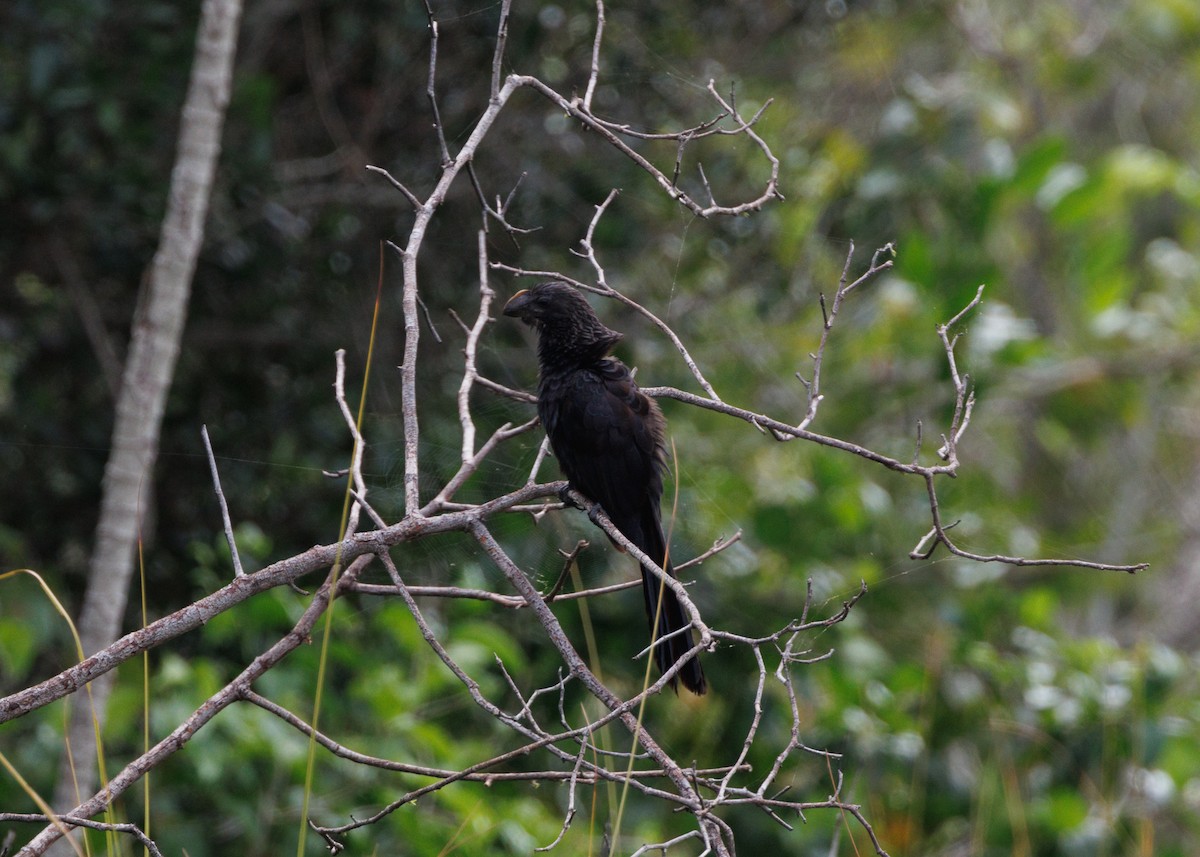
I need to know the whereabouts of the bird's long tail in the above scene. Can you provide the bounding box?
[639,513,707,695]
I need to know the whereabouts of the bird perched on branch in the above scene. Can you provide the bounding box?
[504,281,707,695]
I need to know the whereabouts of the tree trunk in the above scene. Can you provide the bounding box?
[48,0,244,849]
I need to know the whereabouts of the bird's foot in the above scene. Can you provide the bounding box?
[559,485,608,526]
[557,484,582,509]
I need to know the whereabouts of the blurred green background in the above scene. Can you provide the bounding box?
[2,0,1198,854]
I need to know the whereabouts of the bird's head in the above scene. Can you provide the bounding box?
[503,281,590,324]
[503,281,622,364]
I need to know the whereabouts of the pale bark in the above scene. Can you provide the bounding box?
[48,0,244,847]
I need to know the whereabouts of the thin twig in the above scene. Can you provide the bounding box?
[545,539,590,602]
[422,0,451,166]
[200,424,244,577]
[490,0,513,102]
[364,164,421,209]
[456,230,496,462]
[581,0,605,113]
[796,242,895,430]
[332,349,369,536]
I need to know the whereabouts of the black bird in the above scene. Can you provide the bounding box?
[504,281,707,695]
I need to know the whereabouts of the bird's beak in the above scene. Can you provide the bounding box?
[503,289,532,317]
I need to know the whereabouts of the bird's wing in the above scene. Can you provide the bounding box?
[543,358,664,538]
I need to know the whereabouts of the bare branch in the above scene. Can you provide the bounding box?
[475,373,539,404]
[582,0,605,113]
[0,481,564,725]
[910,473,1146,573]
[468,520,733,853]
[544,539,590,602]
[364,164,421,209]
[0,816,163,857]
[458,231,497,462]
[332,349,369,535]
[490,0,513,102]
[344,573,641,608]
[422,0,451,166]
[17,558,370,854]
[509,74,780,219]
[200,424,244,577]
[563,488,711,652]
[493,260,725,401]
[424,418,539,514]
[935,283,984,464]
[676,530,742,572]
[796,242,895,430]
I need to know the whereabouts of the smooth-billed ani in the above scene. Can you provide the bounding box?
[504,281,707,695]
